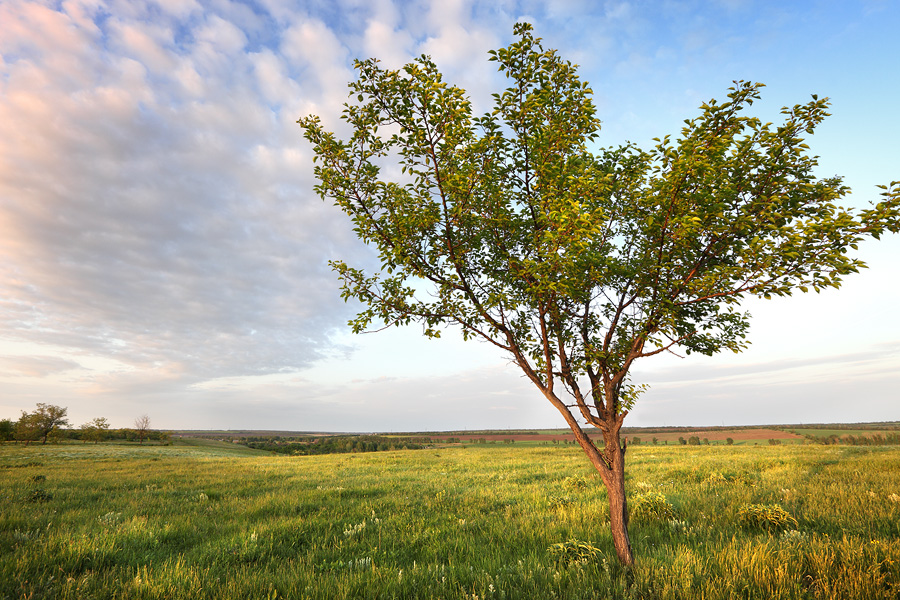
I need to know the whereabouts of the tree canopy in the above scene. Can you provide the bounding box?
[16,403,69,445]
[299,23,900,565]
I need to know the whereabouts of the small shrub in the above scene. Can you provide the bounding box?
[548,539,603,566]
[562,475,590,490]
[768,438,782,446]
[631,491,675,523]
[688,436,700,446]
[631,437,641,445]
[726,437,734,445]
[738,503,798,532]
[548,495,574,509]
[29,474,46,483]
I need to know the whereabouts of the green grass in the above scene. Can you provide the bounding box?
[1,442,899,599]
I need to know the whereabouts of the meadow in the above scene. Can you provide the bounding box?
[1,440,899,599]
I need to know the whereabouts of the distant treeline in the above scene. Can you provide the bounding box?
[0,424,169,445]
[784,423,900,431]
[60,429,170,443]
[237,435,431,456]
[796,432,900,446]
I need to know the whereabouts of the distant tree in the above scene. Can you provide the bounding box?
[679,437,688,446]
[631,437,641,445]
[688,436,701,446]
[300,23,900,566]
[0,418,14,443]
[726,437,735,446]
[16,403,69,445]
[81,417,111,444]
[134,415,151,445]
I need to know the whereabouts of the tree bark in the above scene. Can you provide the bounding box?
[597,439,634,566]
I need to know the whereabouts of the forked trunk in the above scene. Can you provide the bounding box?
[573,424,635,566]
[538,385,635,565]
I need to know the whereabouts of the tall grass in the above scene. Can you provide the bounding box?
[1,442,898,598]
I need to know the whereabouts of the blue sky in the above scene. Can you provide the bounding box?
[1,0,898,431]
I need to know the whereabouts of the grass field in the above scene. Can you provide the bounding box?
[2,441,899,599]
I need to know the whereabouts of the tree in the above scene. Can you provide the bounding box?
[0,418,14,443]
[16,403,69,445]
[134,415,150,445]
[299,23,900,566]
[81,417,111,444]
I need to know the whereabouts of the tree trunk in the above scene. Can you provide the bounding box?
[537,384,635,565]
[598,441,634,566]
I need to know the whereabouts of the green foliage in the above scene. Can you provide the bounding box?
[631,491,676,523]
[15,403,69,445]
[562,475,591,490]
[738,503,799,532]
[548,539,604,567]
[0,418,14,442]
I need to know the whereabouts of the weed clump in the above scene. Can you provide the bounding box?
[631,491,675,523]
[738,503,799,532]
[562,475,590,491]
[548,539,603,567]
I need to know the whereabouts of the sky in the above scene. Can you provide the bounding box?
[1,0,898,432]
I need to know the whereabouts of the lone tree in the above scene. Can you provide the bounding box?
[134,414,151,445]
[299,24,900,565]
[16,403,69,446]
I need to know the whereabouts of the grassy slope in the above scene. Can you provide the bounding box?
[1,442,899,599]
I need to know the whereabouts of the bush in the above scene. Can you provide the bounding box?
[631,491,675,523]
[688,436,701,446]
[562,475,590,491]
[737,503,798,532]
[726,437,734,445]
[548,539,603,567]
